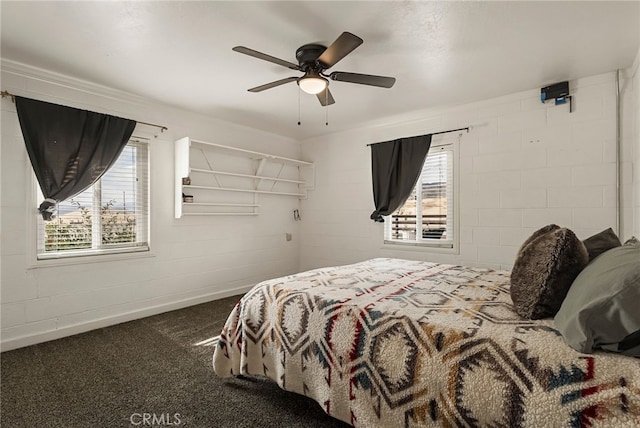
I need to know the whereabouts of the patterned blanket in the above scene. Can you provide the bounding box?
[213,258,640,427]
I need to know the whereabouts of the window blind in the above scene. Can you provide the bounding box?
[37,140,149,259]
[385,144,454,245]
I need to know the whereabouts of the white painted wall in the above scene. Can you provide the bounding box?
[620,61,637,241]
[0,60,304,351]
[300,71,629,272]
[632,48,640,238]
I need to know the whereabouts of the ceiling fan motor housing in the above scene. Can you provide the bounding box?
[296,44,327,71]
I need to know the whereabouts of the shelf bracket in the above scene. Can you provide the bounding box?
[255,158,267,190]
[201,149,223,187]
[270,163,286,192]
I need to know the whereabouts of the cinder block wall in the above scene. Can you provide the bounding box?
[633,51,640,238]
[300,71,632,271]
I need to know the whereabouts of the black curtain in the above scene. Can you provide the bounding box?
[370,134,432,222]
[15,97,136,220]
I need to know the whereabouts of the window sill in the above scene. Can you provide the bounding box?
[29,247,154,269]
[382,239,458,254]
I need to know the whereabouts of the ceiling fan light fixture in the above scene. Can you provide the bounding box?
[298,73,328,95]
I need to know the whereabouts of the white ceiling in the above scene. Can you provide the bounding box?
[2,1,639,141]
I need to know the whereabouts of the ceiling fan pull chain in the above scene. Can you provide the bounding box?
[325,91,329,126]
[298,87,301,126]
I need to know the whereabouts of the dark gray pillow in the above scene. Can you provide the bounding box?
[510,225,589,319]
[554,237,640,356]
[582,227,621,263]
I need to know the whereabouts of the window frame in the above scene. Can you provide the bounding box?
[382,138,459,252]
[29,139,151,265]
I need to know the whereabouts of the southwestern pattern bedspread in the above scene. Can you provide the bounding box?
[213,258,639,427]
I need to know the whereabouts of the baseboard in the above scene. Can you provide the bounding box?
[0,285,254,352]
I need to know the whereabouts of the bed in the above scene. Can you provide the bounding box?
[213,258,640,427]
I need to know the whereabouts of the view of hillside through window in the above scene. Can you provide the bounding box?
[41,144,143,254]
[392,181,448,240]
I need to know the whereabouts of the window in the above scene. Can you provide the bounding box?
[384,143,454,247]
[36,140,149,259]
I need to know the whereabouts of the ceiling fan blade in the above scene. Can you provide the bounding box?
[316,32,363,69]
[329,71,396,88]
[248,77,298,92]
[316,88,335,106]
[233,46,301,70]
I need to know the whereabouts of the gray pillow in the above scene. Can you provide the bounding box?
[510,225,589,319]
[582,227,621,263]
[554,237,640,356]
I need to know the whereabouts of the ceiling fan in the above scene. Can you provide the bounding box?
[232,32,396,106]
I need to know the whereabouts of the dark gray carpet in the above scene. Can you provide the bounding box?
[1,295,351,428]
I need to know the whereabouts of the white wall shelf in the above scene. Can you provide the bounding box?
[189,138,313,167]
[175,137,314,218]
[189,168,307,184]
[183,184,307,197]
